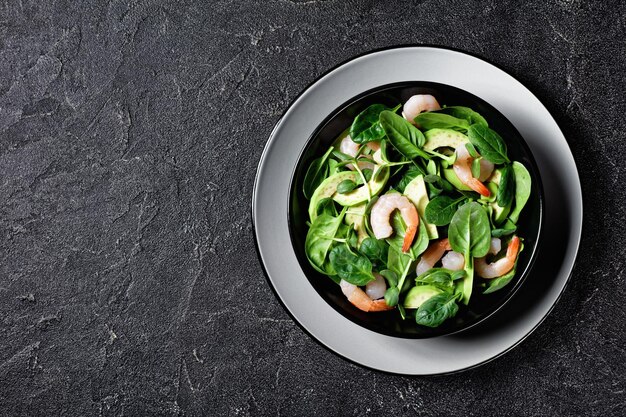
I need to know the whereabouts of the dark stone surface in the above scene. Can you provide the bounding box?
[0,0,624,415]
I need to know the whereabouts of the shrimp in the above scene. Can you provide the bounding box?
[453,145,492,197]
[441,251,465,271]
[402,94,441,124]
[339,134,378,171]
[340,279,394,312]
[415,238,451,275]
[475,236,520,278]
[370,194,419,253]
[365,273,386,300]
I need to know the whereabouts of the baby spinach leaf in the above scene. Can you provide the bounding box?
[437,106,488,127]
[423,174,440,184]
[414,292,459,327]
[305,208,347,275]
[350,104,387,144]
[329,245,375,285]
[496,164,515,208]
[359,237,388,266]
[451,270,466,281]
[384,287,399,307]
[379,269,399,287]
[425,196,466,226]
[467,124,510,164]
[491,228,516,238]
[379,110,430,160]
[314,197,338,218]
[337,179,358,194]
[303,147,333,199]
[413,113,470,131]
[509,161,532,223]
[350,104,401,144]
[362,168,373,182]
[483,242,524,294]
[387,246,412,288]
[448,201,491,258]
[415,268,454,291]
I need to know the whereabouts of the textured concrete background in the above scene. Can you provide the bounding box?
[0,0,624,415]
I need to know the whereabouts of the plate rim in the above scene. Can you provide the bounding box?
[252,44,583,376]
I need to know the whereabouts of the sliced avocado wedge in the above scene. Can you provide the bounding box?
[442,167,472,191]
[403,175,438,239]
[423,129,469,152]
[491,198,513,225]
[509,161,532,224]
[308,171,358,221]
[344,203,368,244]
[333,166,389,207]
[404,285,443,309]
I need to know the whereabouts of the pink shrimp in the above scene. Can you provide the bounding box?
[475,236,521,278]
[340,278,394,312]
[453,145,492,197]
[370,194,419,253]
[415,238,451,275]
[402,94,441,124]
[339,134,378,171]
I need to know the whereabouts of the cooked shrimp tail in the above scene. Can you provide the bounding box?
[453,145,491,197]
[475,236,521,278]
[340,279,394,312]
[415,238,452,275]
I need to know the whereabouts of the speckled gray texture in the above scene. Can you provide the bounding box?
[0,0,623,415]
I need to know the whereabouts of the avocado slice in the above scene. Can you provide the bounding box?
[333,166,389,207]
[344,203,368,244]
[403,175,438,239]
[423,128,469,152]
[308,171,357,221]
[491,198,513,225]
[442,168,472,191]
[404,285,443,309]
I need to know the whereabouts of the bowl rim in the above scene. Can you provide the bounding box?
[286,80,545,339]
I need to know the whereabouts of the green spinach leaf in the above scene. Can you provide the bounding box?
[448,202,492,258]
[509,161,532,223]
[415,268,454,292]
[303,147,333,199]
[337,179,358,194]
[467,124,510,164]
[350,104,387,144]
[359,237,388,266]
[379,110,430,160]
[379,269,399,287]
[329,245,375,285]
[413,112,470,131]
[414,293,459,327]
[496,164,515,208]
[304,208,347,275]
[384,287,400,307]
[437,106,488,126]
[425,196,466,226]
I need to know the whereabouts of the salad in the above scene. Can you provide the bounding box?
[302,94,532,328]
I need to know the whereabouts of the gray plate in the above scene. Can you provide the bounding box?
[253,46,582,375]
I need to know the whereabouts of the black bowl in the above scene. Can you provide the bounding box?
[288,81,543,338]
